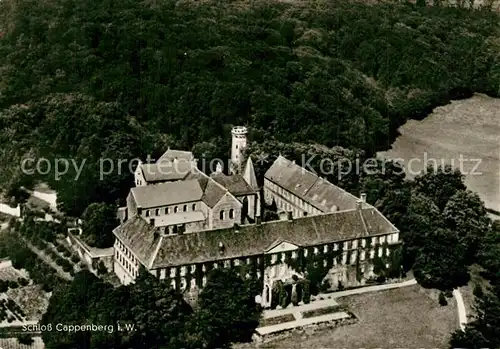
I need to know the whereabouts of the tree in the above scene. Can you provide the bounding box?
[413,227,469,290]
[81,203,119,248]
[442,190,490,262]
[413,165,466,211]
[198,269,261,348]
[450,285,500,349]
[400,193,441,270]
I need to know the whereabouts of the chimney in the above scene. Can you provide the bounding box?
[356,200,363,211]
[360,193,367,203]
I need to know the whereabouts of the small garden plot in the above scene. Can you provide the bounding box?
[302,305,342,319]
[6,286,49,321]
[260,314,296,327]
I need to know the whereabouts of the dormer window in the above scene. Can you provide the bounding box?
[165,207,169,214]
[155,209,160,216]
[192,203,196,211]
[145,210,150,217]
[220,210,225,220]
[174,206,178,213]
[183,205,187,212]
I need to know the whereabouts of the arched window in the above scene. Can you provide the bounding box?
[229,209,234,219]
[174,206,178,213]
[155,209,159,216]
[220,210,224,220]
[192,203,196,211]
[183,205,187,212]
[165,207,169,214]
[145,210,150,217]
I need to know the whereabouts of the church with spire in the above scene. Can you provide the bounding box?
[112,126,401,309]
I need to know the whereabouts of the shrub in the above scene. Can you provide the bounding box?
[17,334,34,345]
[63,250,72,258]
[18,278,29,287]
[71,255,80,264]
[302,280,311,304]
[62,263,73,273]
[0,280,8,293]
[439,292,448,306]
[8,280,19,289]
[473,284,484,298]
[56,244,65,253]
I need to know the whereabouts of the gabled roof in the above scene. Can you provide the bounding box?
[158,149,194,162]
[201,179,230,208]
[114,207,399,269]
[210,173,256,196]
[131,180,204,208]
[243,157,259,190]
[265,156,361,211]
[141,160,194,183]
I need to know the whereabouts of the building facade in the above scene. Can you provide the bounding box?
[112,127,401,307]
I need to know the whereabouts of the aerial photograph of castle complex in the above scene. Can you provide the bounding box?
[0,0,499,348]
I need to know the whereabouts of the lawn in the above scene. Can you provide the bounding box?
[260,314,296,327]
[245,285,459,348]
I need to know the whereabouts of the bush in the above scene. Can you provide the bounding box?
[17,334,34,345]
[8,280,19,289]
[0,280,8,293]
[473,284,484,298]
[62,263,73,273]
[439,292,448,306]
[302,281,311,304]
[18,278,29,287]
[71,255,80,264]
[56,244,65,253]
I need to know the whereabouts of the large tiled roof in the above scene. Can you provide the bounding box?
[131,180,204,208]
[265,156,361,211]
[158,149,194,162]
[211,173,256,196]
[140,160,194,182]
[114,206,399,269]
[201,179,229,208]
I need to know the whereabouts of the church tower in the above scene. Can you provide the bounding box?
[230,126,248,175]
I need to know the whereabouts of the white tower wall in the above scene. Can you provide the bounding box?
[230,126,248,175]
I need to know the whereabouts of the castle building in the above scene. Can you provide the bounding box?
[264,155,362,218]
[112,127,401,306]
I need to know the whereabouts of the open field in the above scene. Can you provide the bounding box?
[378,94,500,213]
[245,285,458,348]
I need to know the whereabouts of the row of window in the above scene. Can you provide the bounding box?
[154,257,260,279]
[144,203,198,217]
[116,248,139,277]
[265,183,320,216]
[219,209,235,220]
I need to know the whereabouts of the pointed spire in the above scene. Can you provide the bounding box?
[243,157,258,190]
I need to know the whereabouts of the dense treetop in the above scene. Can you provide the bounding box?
[0,0,500,214]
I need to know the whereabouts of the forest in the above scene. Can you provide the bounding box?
[1,0,500,347]
[0,0,500,215]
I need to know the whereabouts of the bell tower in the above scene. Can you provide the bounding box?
[230,126,248,175]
